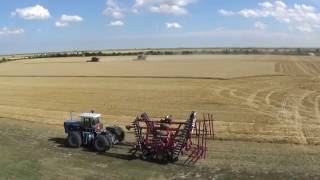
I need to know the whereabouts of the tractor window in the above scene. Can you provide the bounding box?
[80,117,85,126]
[88,119,90,127]
[92,118,100,126]
[81,117,100,128]
[81,117,92,128]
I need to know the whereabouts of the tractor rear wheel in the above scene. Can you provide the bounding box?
[94,135,111,152]
[67,131,82,148]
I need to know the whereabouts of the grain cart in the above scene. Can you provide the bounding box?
[64,112,124,152]
[126,111,214,165]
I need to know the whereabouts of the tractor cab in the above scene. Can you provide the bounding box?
[80,113,102,130]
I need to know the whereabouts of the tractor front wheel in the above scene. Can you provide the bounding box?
[67,131,82,148]
[94,135,111,152]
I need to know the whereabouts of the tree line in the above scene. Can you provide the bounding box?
[26,48,320,59]
[1,48,319,62]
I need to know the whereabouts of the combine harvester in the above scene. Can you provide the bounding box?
[64,111,214,165]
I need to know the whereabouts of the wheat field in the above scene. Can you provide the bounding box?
[1,55,320,144]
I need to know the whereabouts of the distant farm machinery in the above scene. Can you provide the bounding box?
[63,111,214,165]
[133,52,147,61]
[87,56,100,62]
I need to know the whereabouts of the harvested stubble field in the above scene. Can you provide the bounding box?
[1,55,320,144]
[1,54,320,179]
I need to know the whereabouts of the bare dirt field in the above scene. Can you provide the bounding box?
[1,54,320,179]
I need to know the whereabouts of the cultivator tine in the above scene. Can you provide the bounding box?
[193,113,214,140]
[132,119,143,151]
[172,117,191,159]
[184,137,206,165]
[173,112,196,160]
[183,113,214,165]
[211,114,214,140]
[184,112,213,165]
[198,117,201,145]
[184,148,201,165]
[203,117,208,159]
[194,121,198,136]
[201,119,205,158]
[208,114,212,139]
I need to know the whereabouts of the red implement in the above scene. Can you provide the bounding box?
[126,111,214,164]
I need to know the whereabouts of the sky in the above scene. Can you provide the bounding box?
[0,0,320,54]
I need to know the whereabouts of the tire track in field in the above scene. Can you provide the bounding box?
[293,91,314,144]
[239,87,286,117]
[275,62,281,73]
[276,94,304,143]
[298,91,320,121]
[213,56,320,144]
[295,60,314,76]
[265,90,275,105]
[215,84,305,144]
[246,89,261,108]
[304,60,320,77]
[296,91,320,144]
[212,78,320,144]
[280,57,320,77]
[277,96,290,123]
[219,84,317,144]
[216,84,316,119]
[277,90,319,144]
[216,85,283,117]
[315,95,320,120]
[212,55,320,144]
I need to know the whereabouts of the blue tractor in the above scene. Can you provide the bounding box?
[64,112,125,152]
